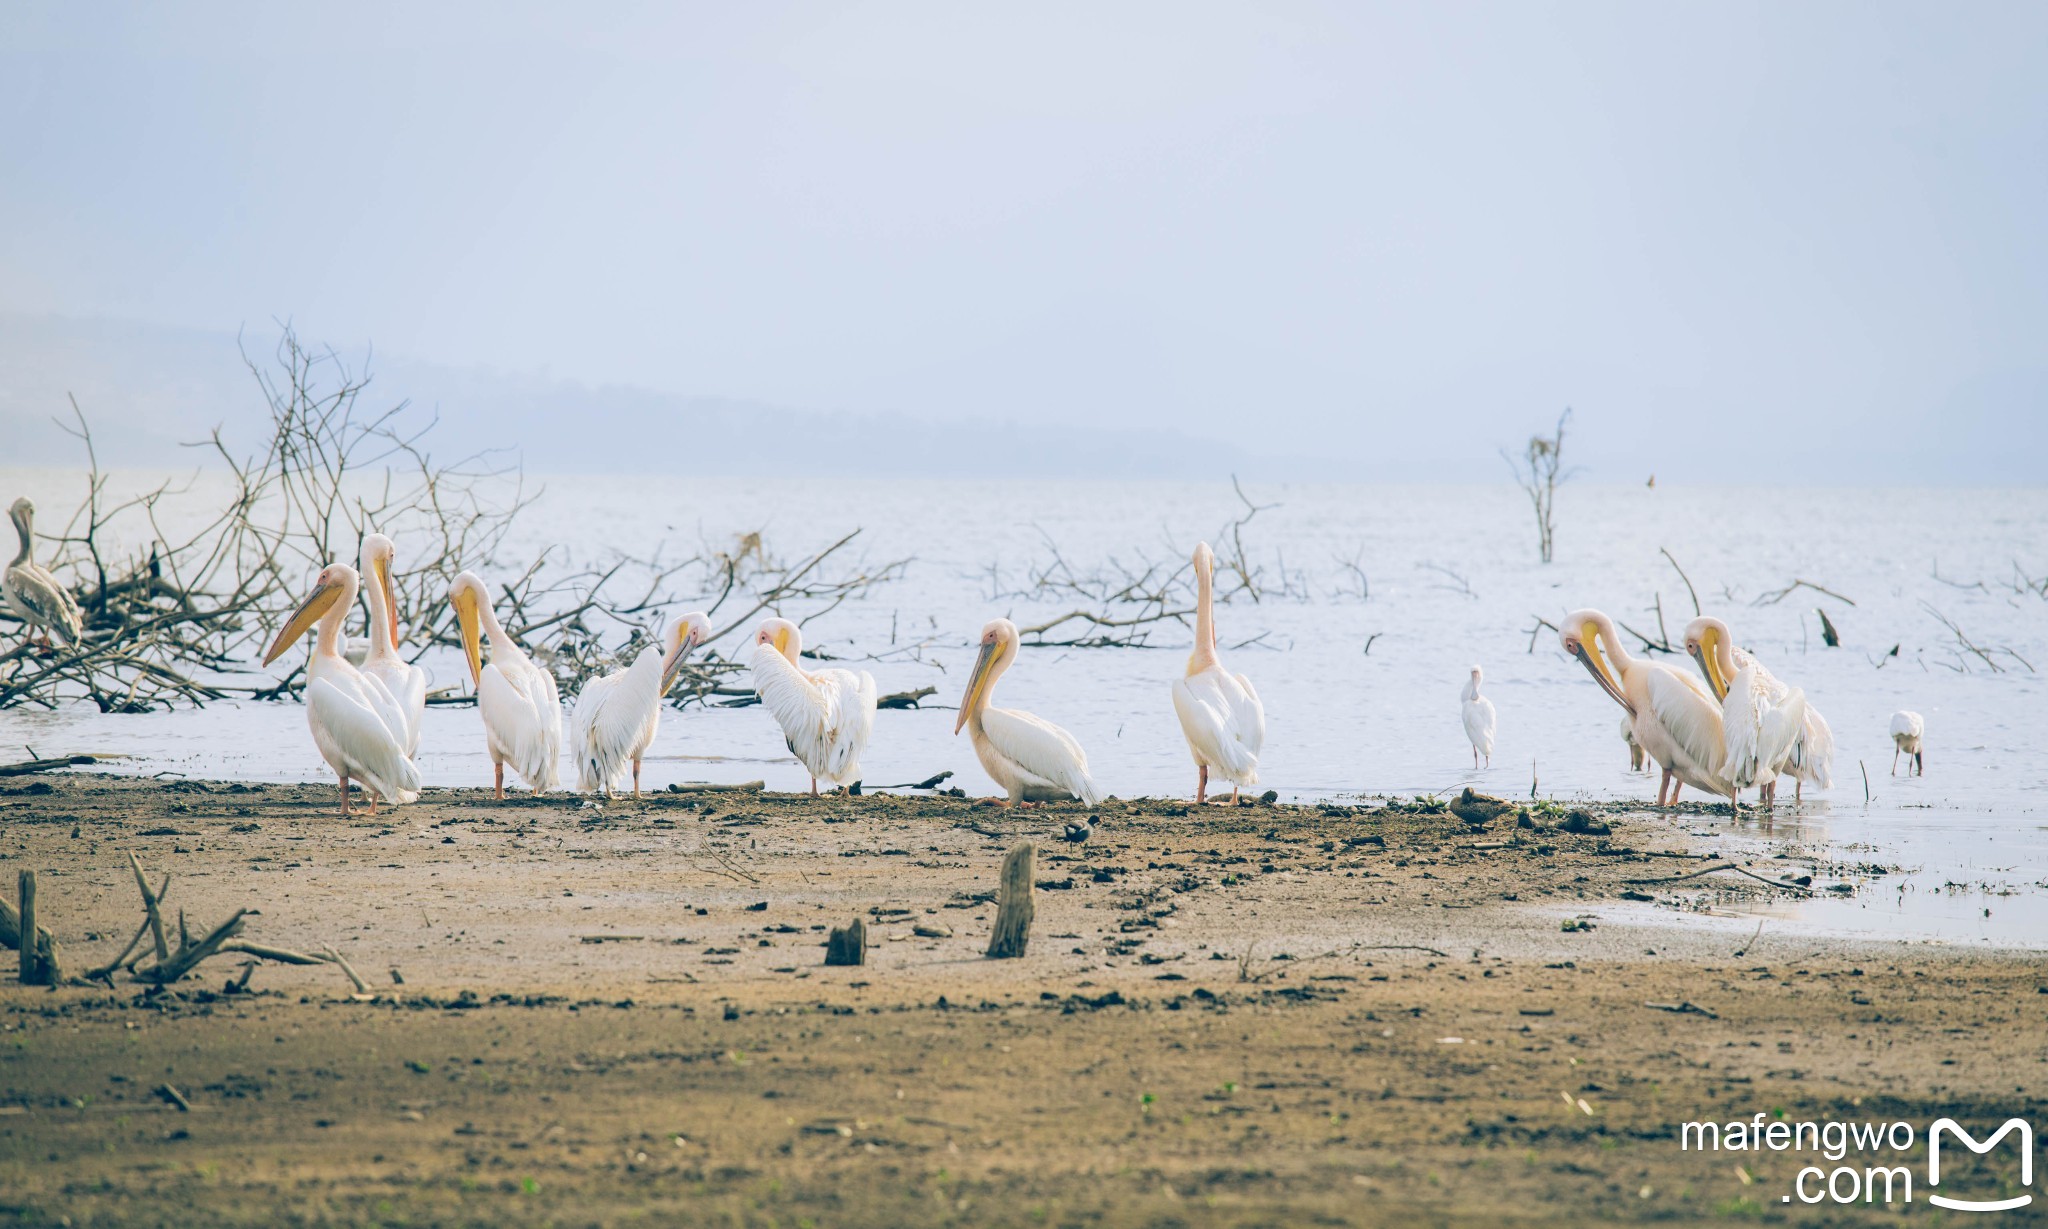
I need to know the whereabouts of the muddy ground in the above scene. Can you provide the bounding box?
[0,773,2039,1226]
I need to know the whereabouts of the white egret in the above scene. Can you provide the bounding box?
[1460,665,1496,770]
[1890,711,1924,775]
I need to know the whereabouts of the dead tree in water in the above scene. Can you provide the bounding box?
[985,842,1036,959]
[1502,408,1573,564]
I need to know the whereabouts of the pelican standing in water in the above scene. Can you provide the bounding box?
[357,534,426,756]
[1890,711,1925,775]
[750,617,877,796]
[1560,609,1732,808]
[5,498,84,649]
[1459,665,1496,770]
[1684,616,1831,804]
[573,612,709,798]
[449,571,562,797]
[956,617,1102,806]
[262,564,421,815]
[1171,542,1265,803]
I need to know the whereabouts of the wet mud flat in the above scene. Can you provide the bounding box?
[0,774,2039,1226]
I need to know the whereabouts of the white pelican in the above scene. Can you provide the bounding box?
[261,564,422,815]
[1621,715,1645,772]
[1560,608,1732,808]
[750,616,877,796]
[1684,616,1833,804]
[956,617,1102,806]
[573,611,710,798]
[1890,711,1924,775]
[1459,665,1495,770]
[449,571,562,797]
[1170,541,1265,803]
[5,498,84,649]
[358,534,426,756]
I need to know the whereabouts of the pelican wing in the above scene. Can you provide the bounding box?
[307,672,421,803]
[482,660,563,790]
[5,564,84,645]
[1792,704,1834,788]
[1172,667,1262,784]
[364,656,427,757]
[815,668,878,786]
[1644,664,1728,789]
[571,650,662,792]
[979,706,1102,805]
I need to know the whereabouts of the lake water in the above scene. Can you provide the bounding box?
[5,470,2044,945]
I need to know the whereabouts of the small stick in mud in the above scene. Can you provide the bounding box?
[985,842,1036,959]
[17,872,38,985]
[824,919,866,966]
[323,944,370,995]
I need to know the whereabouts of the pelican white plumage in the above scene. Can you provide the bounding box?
[5,498,84,649]
[449,571,562,798]
[1890,711,1924,775]
[956,617,1102,806]
[1685,616,1835,803]
[750,617,877,796]
[1171,542,1265,803]
[573,612,710,798]
[1460,665,1496,770]
[1561,608,1733,808]
[357,534,426,757]
[261,563,421,814]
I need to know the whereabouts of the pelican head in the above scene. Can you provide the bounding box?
[956,618,1020,734]
[7,498,30,534]
[755,617,801,663]
[1470,664,1483,683]
[1681,616,1734,700]
[662,610,713,692]
[448,570,490,686]
[360,533,400,647]
[264,563,357,666]
[1192,540,1215,576]
[1559,608,1632,715]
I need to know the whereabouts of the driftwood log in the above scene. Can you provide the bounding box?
[985,842,1036,959]
[0,755,96,778]
[824,918,866,967]
[876,686,937,710]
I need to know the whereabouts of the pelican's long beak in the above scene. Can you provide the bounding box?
[452,588,484,686]
[955,640,999,735]
[262,578,344,666]
[1690,628,1729,700]
[772,625,795,662]
[660,627,698,694]
[1574,622,1633,715]
[375,555,400,648]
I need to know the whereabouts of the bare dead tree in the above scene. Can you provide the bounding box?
[1501,408,1572,564]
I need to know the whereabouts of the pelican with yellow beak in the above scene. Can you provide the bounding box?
[1684,616,1830,804]
[358,534,426,756]
[448,570,562,797]
[956,618,1102,806]
[1171,542,1265,803]
[749,617,877,796]
[1560,608,1732,807]
[573,612,710,798]
[262,563,422,814]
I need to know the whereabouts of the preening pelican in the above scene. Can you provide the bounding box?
[1621,715,1645,772]
[573,612,709,798]
[956,618,1102,806]
[449,571,562,797]
[750,617,877,796]
[358,534,426,756]
[1890,711,1924,775]
[1460,665,1496,770]
[5,498,84,649]
[1684,617,1833,803]
[1171,542,1265,802]
[1560,609,1732,807]
[261,564,421,814]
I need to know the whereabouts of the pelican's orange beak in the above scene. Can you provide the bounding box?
[955,639,1000,734]
[451,586,485,687]
[375,554,400,648]
[1573,619,1633,715]
[263,576,344,666]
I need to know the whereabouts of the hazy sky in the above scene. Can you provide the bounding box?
[2,2,2043,481]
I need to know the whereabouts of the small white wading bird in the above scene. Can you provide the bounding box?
[1171,542,1265,803]
[1460,665,1496,770]
[1890,711,1925,775]
[1561,608,1732,808]
[571,612,709,798]
[262,563,421,815]
[357,534,426,756]
[956,617,1102,807]
[1622,715,1645,772]
[750,617,877,796]
[448,571,562,798]
[1684,617,1832,804]
[5,498,84,650]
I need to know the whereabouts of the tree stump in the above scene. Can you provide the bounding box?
[14,871,60,986]
[985,842,1036,959]
[824,918,866,967]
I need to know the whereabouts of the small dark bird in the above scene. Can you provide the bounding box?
[1061,818,1094,843]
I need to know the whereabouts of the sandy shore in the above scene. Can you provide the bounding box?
[0,773,2037,1225]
